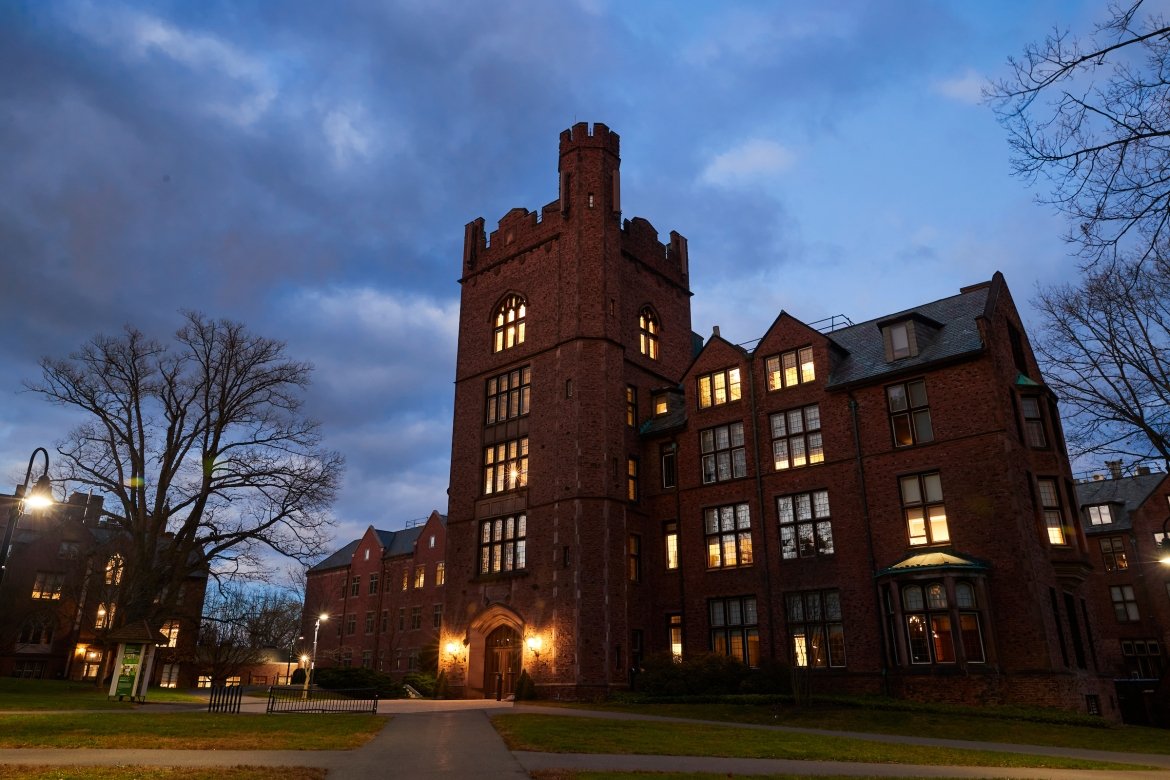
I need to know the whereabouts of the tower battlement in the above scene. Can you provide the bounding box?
[559,122,620,156]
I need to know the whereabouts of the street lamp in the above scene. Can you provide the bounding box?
[0,447,54,587]
[303,613,328,694]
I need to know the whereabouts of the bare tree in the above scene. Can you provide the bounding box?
[989,2,1170,265]
[194,585,301,684]
[1034,253,1170,462]
[27,312,344,627]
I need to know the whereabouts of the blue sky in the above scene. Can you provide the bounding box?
[0,0,1105,557]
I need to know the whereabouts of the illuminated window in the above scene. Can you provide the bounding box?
[492,294,526,353]
[653,394,668,416]
[901,472,948,546]
[786,590,845,668]
[1021,396,1048,448]
[627,458,639,501]
[82,648,104,679]
[104,554,123,585]
[709,596,759,667]
[161,620,180,648]
[701,422,746,483]
[486,366,531,425]
[901,582,984,664]
[668,614,683,660]
[95,603,116,630]
[1099,537,1128,572]
[887,380,933,447]
[770,405,823,469]
[703,503,752,569]
[478,514,527,574]
[697,368,741,409]
[626,385,638,427]
[1037,478,1068,545]
[778,490,835,559]
[765,347,815,390]
[484,437,528,495]
[31,572,64,600]
[639,308,659,359]
[414,564,425,589]
[664,521,678,570]
[401,569,408,591]
[436,561,445,586]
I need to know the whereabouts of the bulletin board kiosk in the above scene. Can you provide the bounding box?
[106,621,167,703]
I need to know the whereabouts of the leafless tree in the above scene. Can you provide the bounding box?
[27,312,343,627]
[1034,253,1170,463]
[989,2,1170,265]
[193,584,303,684]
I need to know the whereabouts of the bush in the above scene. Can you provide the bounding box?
[290,668,306,685]
[314,667,405,698]
[635,653,792,697]
[513,669,537,700]
[404,672,436,697]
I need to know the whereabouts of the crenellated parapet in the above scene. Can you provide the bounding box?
[621,217,689,284]
[559,121,620,156]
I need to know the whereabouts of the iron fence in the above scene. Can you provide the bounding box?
[207,685,243,714]
[266,685,379,714]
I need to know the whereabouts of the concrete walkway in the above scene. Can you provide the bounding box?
[1,699,1168,778]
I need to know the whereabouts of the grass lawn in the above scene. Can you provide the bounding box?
[530,774,978,780]
[0,712,385,750]
[493,714,1150,771]
[545,700,1170,755]
[0,767,325,780]
[0,678,203,710]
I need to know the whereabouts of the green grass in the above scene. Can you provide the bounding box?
[0,679,203,710]
[0,767,325,780]
[543,698,1170,755]
[493,714,1149,771]
[0,712,384,750]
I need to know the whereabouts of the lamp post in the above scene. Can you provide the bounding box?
[302,613,328,694]
[0,447,54,588]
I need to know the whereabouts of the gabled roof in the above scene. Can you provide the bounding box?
[309,539,361,572]
[383,526,424,557]
[311,513,448,572]
[1075,471,1168,532]
[826,285,990,388]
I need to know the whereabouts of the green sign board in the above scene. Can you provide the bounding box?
[115,643,142,698]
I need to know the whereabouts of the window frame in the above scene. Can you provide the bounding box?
[765,347,815,391]
[900,472,949,546]
[483,436,529,495]
[777,489,835,559]
[887,379,934,447]
[701,421,747,484]
[639,308,660,359]
[1020,396,1048,448]
[697,367,742,409]
[485,366,531,425]
[1099,537,1129,572]
[1037,477,1069,545]
[709,596,759,667]
[703,503,753,569]
[1110,584,1140,622]
[770,404,823,470]
[786,589,846,668]
[664,521,678,571]
[492,294,527,353]
[478,514,527,575]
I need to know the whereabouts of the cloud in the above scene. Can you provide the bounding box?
[699,139,795,187]
[933,68,985,106]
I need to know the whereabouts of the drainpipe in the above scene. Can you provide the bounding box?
[849,393,890,695]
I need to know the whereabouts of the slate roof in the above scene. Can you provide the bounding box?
[310,514,447,572]
[310,539,360,572]
[875,550,989,578]
[826,285,990,388]
[1074,471,1168,533]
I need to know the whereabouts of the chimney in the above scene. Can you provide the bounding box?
[712,325,720,339]
[1105,460,1123,480]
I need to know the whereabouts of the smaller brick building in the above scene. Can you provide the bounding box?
[304,511,446,676]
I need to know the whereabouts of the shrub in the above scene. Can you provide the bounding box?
[314,667,405,698]
[635,653,791,697]
[290,668,306,685]
[404,672,436,697]
[513,669,537,700]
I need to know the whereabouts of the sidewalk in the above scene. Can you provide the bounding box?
[0,700,1168,779]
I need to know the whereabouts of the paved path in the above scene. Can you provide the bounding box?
[1,699,1169,778]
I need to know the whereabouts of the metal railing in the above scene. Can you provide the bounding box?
[208,685,243,714]
[266,685,379,714]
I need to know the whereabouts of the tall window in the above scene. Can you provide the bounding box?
[365,611,375,634]
[411,606,422,630]
[479,514,527,574]
[626,386,638,427]
[900,472,949,546]
[17,618,54,646]
[161,620,180,648]
[703,503,753,568]
[885,321,914,360]
[701,422,746,483]
[1037,478,1068,545]
[95,603,116,629]
[697,368,741,409]
[661,444,676,489]
[887,380,933,447]
[31,572,64,600]
[1021,397,1048,448]
[493,294,526,353]
[627,535,641,582]
[786,590,846,668]
[627,457,639,501]
[668,614,683,660]
[765,347,815,391]
[486,366,531,425]
[433,604,443,629]
[1121,640,1162,678]
[664,522,678,570]
[770,405,823,470]
[1086,505,1113,525]
[436,562,445,586]
[709,596,759,666]
[351,576,360,596]
[484,437,528,494]
[902,582,984,664]
[346,614,356,635]
[414,564,425,589]
[369,573,379,594]
[639,308,659,359]
[105,554,124,585]
[1111,585,1140,621]
[778,490,835,559]
[1099,537,1129,572]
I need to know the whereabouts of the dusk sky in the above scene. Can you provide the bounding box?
[0,0,1106,559]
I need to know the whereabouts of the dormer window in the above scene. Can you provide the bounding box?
[653,394,668,416]
[887,322,913,360]
[1086,504,1113,525]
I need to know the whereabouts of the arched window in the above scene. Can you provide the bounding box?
[639,307,659,359]
[493,295,527,353]
[105,554,123,585]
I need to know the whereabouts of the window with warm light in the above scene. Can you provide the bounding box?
[1099,537,1129,571]
[436,561,445,586]
[639,308,659,359]
[31,572,64,600]
[900,581,984,664]
[161,620,180,648]
[104,554,123,585]
[486,366,531,425]
[94,603,115,630]
[414,564,425,589]
[765,347,815,391]
[478,513,527,574]
[626,385,638,428]
[771,405,823,469]
[697,367,741,408]
[664,521,678,570]
[493,294,526,353]
[1037,478,1068,545]
[627,457,639,501]
[484,437,528,495]
[703,503,753,568]
[786,590,846,668]
[901,472,948,546]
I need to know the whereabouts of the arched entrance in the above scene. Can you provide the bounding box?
[483,625,521,699]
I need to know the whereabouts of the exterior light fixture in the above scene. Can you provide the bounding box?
[303,613,328,695]
[1,447,54,587]
[525,635,543,658]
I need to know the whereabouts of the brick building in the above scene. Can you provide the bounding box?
[304,511,446,676]
[0,489,205,686]
[1075,466,1170,723]
[438,122,1115,715]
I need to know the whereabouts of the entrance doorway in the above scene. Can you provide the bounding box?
[483,625,521,699]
